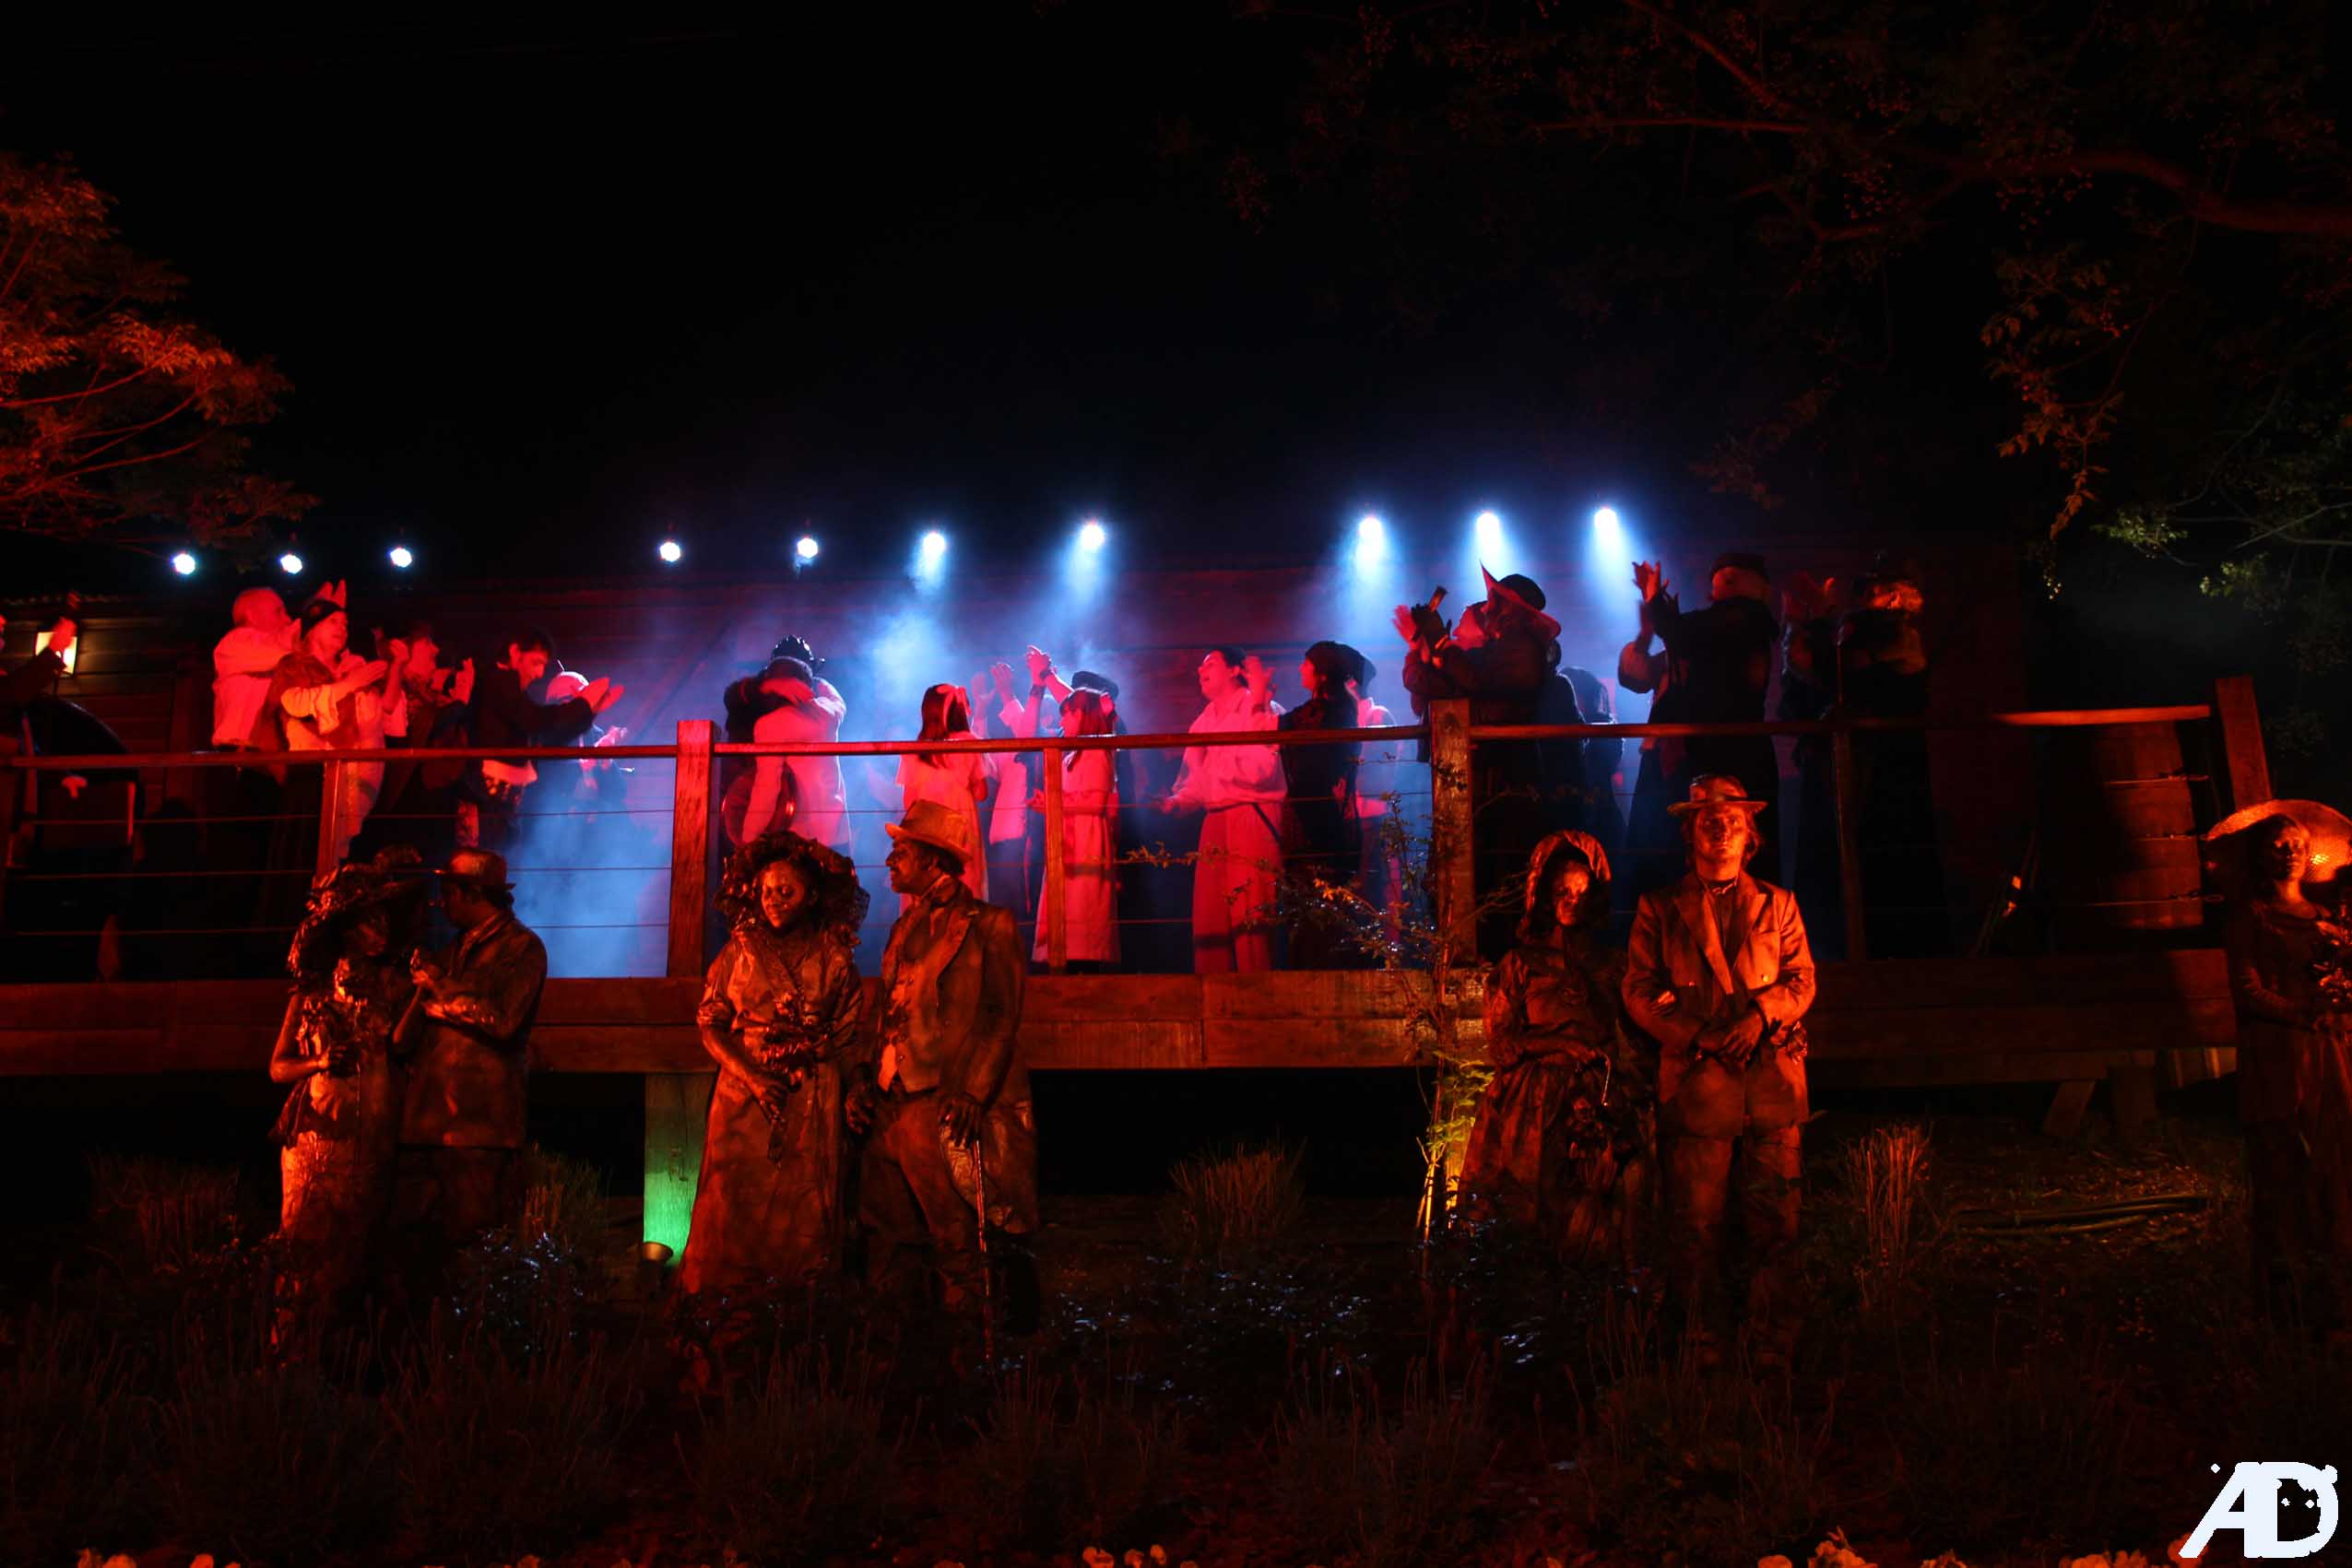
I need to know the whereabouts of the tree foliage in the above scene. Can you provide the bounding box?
[1210,0,2352,740]
[0,155,311,548]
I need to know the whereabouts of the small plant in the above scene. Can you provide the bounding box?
[951,1362,1185,1553]
[0,1310,145,1566]
[1839,1124,1940,1318]
[148,1330,394,1567]
[687,1339,899,1566]
[1272,1356,1493,1568]
[514,1143,609,1262]
[389,1315,642,1562]
[1160,1141,1306,1263]
[86,1152,242,1277]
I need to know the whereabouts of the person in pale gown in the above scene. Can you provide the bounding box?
[1034,687,1121,970]
[895,682,995,909]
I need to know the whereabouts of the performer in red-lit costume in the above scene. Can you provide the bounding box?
[1163,646,1284,973]
[1625,776,1814,1365]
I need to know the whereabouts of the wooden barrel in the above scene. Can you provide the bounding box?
[2043,722,2205,948]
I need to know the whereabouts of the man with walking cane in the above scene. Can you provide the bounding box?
[851,798,1039,1345]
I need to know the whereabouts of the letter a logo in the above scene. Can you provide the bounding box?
[2183,1462,2339,1559]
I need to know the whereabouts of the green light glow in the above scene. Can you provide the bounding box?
[643,1073,713,1263]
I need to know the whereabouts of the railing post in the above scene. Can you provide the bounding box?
[666,720,715,980]
[1429,698,1477,961]
[1831,728,1869,961]
[2211,675,2271,814]
[0,737,19,929]
[1043,743,1069,973]
[314,760,347,878]
[649,718,717,1267]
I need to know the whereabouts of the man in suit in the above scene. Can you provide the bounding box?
[1624,775,1816,1365]
[853,797,1036,1320]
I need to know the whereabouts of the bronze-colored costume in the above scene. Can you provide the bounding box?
[1460,832,1650,1264]
[1625,792,1814,1352]
[269,855,424,1318]
[679,833,868,1294]
[861,831,1034,1314]
[394,890,548,1246]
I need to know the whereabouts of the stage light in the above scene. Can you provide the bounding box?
[795,535,821,562]
[920,529,949,560]
[1354,514,1388,573]
[1078,519,1108,552]
[657,538,683,564]
[170,551,197,576]
[278,551,304,576]
[388,545,414,570]
[1475,510,1504,553]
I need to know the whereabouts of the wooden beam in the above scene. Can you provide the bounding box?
[2042,1079,2098,1139]
[642,1071,712,1262]
[1832,729,1868,961]
[1428,699,1476,961]
[667,720,715,980]
[2211,675,2271,813]
[314,759,346,878]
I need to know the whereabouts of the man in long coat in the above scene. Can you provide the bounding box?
[393,848,550,1259]
[1624,776,1815,1363]
[854,798,1037,1318]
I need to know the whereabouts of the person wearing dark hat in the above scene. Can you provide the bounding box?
[1624,775,1816,1366]
[680,831,869,1296]
[266,849,429,1325]
[389,847,550,1265]
[1780,555,1942,956]
[1622,552,1780,897]
[1278,641,1365,966]
[1394,566,1563,957]
[463,628,621,854]
[854,798,1037,1321]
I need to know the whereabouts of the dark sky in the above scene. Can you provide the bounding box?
[3,12,1705,589]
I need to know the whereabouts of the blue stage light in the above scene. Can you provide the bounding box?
[657,539,683,564]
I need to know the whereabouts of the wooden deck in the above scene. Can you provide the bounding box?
[0,949,2234,1085]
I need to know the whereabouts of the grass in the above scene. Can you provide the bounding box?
[950,1360,1186,1553]
[1271,1355,1494,1568]
[1160,1141,1306,1263]
[85,1152,242,1277]
[686,1339,899,1566]
[1840,1123,1941,1320]
[0,1309,145,1566]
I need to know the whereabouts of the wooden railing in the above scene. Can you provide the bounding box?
[1,678,2272,975]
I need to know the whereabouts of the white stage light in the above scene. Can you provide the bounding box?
[388,545,414,570]
[796,536,821,562]
[1078,520,1108,552]
[1474,510,1504,552]
[657,539,683,564]
[278,551,304,576]
[1354,514,1388,572]
[1592,506,1623,552]
[170,551,197,576]
[919,530,948,563]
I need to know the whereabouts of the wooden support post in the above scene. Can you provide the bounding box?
[313,760,346,878]
[2110,1059,2158,1145]
[667,719,715,981]
[2042,1079,2097,1140]
[1429,699,1477,961]
[642,1070,711,1263]
[2211,675,2271,814]
[1831,728,1869,962]
[1043,743,1068,973]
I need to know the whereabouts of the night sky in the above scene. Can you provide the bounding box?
[3,12,1721,587]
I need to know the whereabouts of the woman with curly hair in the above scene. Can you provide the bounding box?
[267,848,428,1321]
[680,831,870,1293]
[1460,831,1651,1265]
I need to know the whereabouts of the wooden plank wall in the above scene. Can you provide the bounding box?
[0,950,2234,1084]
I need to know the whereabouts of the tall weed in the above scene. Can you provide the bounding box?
[950,1361,1185,1552]
[687,1340,899,1566]
[0,1310,146,1565]
[1161,1142,1306,1263]
[1272,1356,1493,1568]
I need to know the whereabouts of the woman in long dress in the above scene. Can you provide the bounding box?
[1034,687,1120,969]
[894,682,994,908]
[268,849,426,1325]
[252,597,396,866]
[678,831,869,1295]
[2211,801,2352,1315]
[1460,830,1651,1264]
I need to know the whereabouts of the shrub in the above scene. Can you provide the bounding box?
[951,1362,1185,1553]
[687,1340,899,1566]
[514,1144,609,1262]
[0,1310,145,1565]
[1574,1300,1827,1562]
[148,1333,394,1567]
[86,1153,242,1278]
[389,1315,642,1562]
[1272,1357,1493,1568]
[1160,1142,1306,1263]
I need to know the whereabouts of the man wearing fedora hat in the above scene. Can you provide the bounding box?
[389,847,550,1267]
[1625,774,1817,1365]
[855,798,1037,1321]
